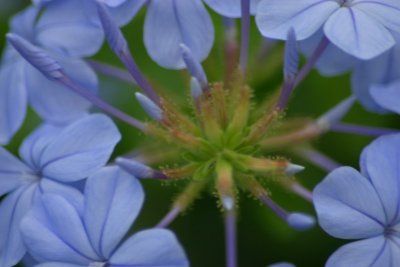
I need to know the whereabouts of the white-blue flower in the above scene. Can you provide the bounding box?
[21,166,189,267]
[256,0,400,60]
[314,134,400,266]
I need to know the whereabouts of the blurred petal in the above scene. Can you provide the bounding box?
[38,114,121,182]
[19,124,61,170]
[98,0,126,8]
[256,0,339,40]
[37,264,85,267]
[84,167,144,258]
[314,167,386,239]
[26,56,97,124]
[144,0,214,69]
[324,8,395,60]
[370,80,400,114]
[0,147,36,196]
[106,0,146,26]
[361,134,400,223]
[110,229,189,267]
[9,6,39,41]
[21,194,98,264]
[203,0,261,18]
[300,30,358,76]
[351,32,400,113]
[0,61,28,145]
[36,0,103,57]
[353,0,400,31]
[0,184,38,267]
[326,236,391,267]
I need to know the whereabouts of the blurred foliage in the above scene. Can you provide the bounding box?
[1,2,399,267]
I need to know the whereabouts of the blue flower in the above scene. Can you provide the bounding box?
[256,0,400,60]
[0,5,99,145]
[314,134,400,266]
[0,114,120,267]
[21,166,189,267]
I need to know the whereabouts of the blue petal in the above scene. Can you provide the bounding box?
[9,6,39,41]
[21,194,98,264]
[326,236,391,267]
[370,80,400,114]
[313,167,386,239]
[0,61,28,145]
[19,124,61,170]
[256,0,339,40]
[36,0,104,57]
[0,147,36,197]
[351,33,400,112]
[37,114,121,182]
[144,0,214,69]
[84,167,144,258]
[99,0,146,26]
[300,30,358,76]
[324,7,395,60]
[39,179,85,216]
[203,0,261,18]
[97,0,126,8]
[37,264,85,267]
[361,134,400,223]
[110,229,189,267]
[0,184,38,267]
[353,0,400,32]
[26,56,98,124]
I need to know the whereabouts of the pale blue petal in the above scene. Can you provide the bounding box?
[110,229,189,267]
[361,134,400,223]
[314,167,386,239]
[300,30,358,76]
[86,0,146,27]
[36,0,104,57]
[9,6,38,41]
[97,0,126,8]
[256,0,339,40]
[326,236,390,267]
[39,179,85,216]
[100,0,146,26]
[351,32,400,112]
[26,56,97,124]
[19,124,61,170]
[370,80,400,114]
[353,0,400,32]
[37,263,85,267]
[324,8,395,60]
[21,194,98,264]
[84,167,144,258]
[204,0,261,18]
[0,61,27,145]
[0,184,38,267]
[38,114,121,182]
[0,147,36,196]
[144,0,214,69]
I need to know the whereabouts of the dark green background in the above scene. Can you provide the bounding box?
[1,2,398,267]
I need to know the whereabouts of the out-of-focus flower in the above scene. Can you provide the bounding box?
[0,6,98,144]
